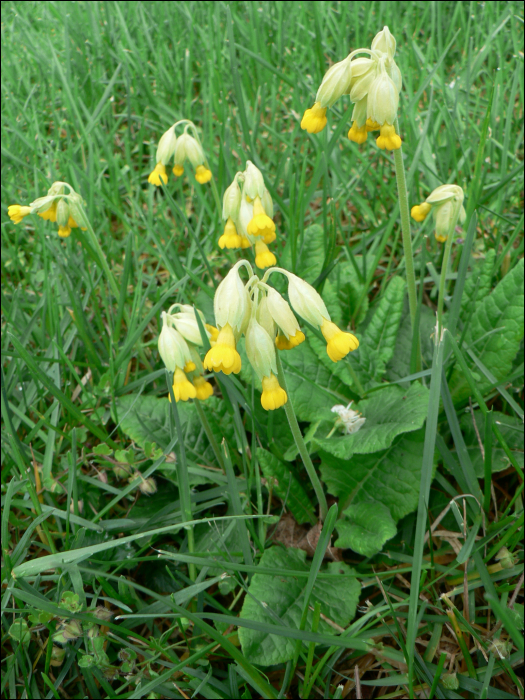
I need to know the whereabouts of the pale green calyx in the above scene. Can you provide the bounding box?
[245,317,277,381]
[243,161,265,200]
[426,184,464,205]
[214,263,249,333]
[371,25,396,59]
[265,287,301,339]
[316,57,353,108]
[256,296,276,339]
[156,127,177,165]
[286,273,329,328]
[367,63,399,125]
[158,313,192,370]
[171,312,209,346]
[222,179,242,221]
[56,198,70,227]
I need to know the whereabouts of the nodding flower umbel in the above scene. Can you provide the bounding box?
[8,181,88,238]
[158,305,216,402]
[219,161,277,269]
[301,26,403,150]
[202,260,359,410]
[148,120,212,187]
[411,184,466,242]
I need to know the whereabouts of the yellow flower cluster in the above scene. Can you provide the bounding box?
[301,26,403,150]
[411,185,466,242]
[202,261,359,411]
[219,161,277,269]
[8,182,88,239]
[158,304,217,402]
[148,121,212,187]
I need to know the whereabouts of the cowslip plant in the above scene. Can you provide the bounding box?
[8,181,88,238]
[411,184,466,243]
[301,26,402,150]
[158,304,217,402]
[202,260,359,409]
[220,160,278,268]
[148,119,212,186]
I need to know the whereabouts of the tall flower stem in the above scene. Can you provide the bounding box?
[392,120,420,368]
[275,353,328,521]
[437,201,462,332]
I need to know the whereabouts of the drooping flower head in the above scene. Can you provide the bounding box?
[219,161,278,269]
[148,120,212,187]
[8,181,88,239]
[158,305,215,402]
[300,26,403,150]
[411,184,466,242]
[202,262,359,410]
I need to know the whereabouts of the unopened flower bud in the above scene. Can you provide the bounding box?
[371,26,396,58]
[156,128,177,165]
[214,264,249,334]
[316,58,352,108]
[243,161,265,200]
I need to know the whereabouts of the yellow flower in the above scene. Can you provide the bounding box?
[195,165,212,184]
[193,376,214,400]
[205,324,220,344]
[184,361,197,373]
[173,164,184,177]
[300,102,327,134]
[38,201,58,222]
[348,122,368,144]
[58,225,72,238]
[247,196,276,241]
[411,202,432,223]
[219,218,242,249]
[148,163,168,186]
[375,124,402,150]
[240,236,251,249]
[275,331,305,350]
[366,118,380,131]
[203,323,242,375]
[170,367,197,402]
[321,319,359,362]
[255,240,276,269]
[261,373,287,410]
[8,205,32,224]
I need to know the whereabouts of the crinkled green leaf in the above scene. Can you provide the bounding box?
[280,340,354,422]
[451,259,524,403]
[280,224,326,283]
[334,502,397,557]
[114,394,233,471]
[238,547,360,666]
[357,276,406,382]
[320,429,430,521]
[257,448,315,524]
[325,259,370,327]
[386,304,436,385]
[459,249,496,324]
[460,411,524,476]
[313,383,429,460]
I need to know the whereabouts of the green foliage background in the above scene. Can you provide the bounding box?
[1,1,523,698]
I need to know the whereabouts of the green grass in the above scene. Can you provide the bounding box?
[1,2,523,698]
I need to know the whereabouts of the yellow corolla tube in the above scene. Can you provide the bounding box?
[203,323,242,375]
[261,373,287,411]
[321,319,359,362]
